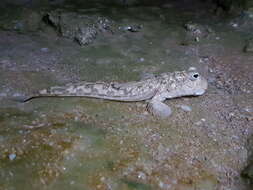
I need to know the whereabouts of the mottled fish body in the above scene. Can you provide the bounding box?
[35,78,160,101]
[20,68,208,118]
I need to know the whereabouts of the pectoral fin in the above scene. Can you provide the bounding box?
[147,100,172,118]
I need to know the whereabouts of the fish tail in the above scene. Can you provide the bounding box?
[9,85,73,103]
[10,95,35,102]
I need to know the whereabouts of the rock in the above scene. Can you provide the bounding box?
[40,47,49,52]
[139,57,145,62]
[184,23,202,33]
[75,27,97,45]
[183,22,214,44]
[119,24,142,32]
[8,153,16,161]
[44,10,114,46]
[230,22,239,28]
[177,104,192,112]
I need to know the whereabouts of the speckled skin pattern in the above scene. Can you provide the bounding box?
[30,68,208,117]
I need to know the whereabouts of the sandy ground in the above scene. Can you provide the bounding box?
[0,1,252,190]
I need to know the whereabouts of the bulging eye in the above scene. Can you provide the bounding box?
[190,72,199,80]
[193,73,199,78]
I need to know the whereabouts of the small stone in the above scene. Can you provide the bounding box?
[13,21,24,31]
[244,107,252,113]
[123,25,141,32]
[137,172,146,180]
[231,23,238,28]
[159,181,165,188]
[9,153,16,161]
[178,105,192,112]
[70,181,75,185]
[184,23,198,32]
[195,120,203,126]
[41,48,49,52]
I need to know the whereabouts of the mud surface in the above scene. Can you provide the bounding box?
[0,1,252,190]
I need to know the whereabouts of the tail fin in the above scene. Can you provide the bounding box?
[8,85,69,103]
[10,95,35,103]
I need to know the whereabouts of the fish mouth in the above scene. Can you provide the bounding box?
[194,89,206,96]
[194,78,208,96]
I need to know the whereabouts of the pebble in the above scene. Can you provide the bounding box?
[244,107,252,113]
[14,22,24,30]
[177,104,192,112]
[139,57,145,62]
[231,23,238,28]
[195,118,206,126]
[70,180,75,185]
[100,176,105,182]
[137,171,146,180]
[40,48,49,52]
[9,153,16,161]
[159,181,171,189]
